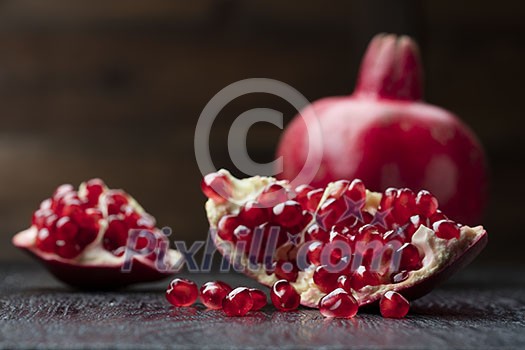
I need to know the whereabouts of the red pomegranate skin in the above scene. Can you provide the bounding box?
[276,34,488,225]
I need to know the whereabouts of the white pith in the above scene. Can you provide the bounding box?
[205,169,485,307]
[14,181,182,268]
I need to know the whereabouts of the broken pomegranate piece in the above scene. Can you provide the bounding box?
[203,170,487,309]
[13,179,182,289]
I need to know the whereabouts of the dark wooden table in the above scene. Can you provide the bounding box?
[0,263,524,349]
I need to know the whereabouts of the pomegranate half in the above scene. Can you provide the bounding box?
[13,179,182,289]
[276,33,488,225]
[203,170,487,308]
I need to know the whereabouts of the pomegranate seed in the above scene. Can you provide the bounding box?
[274,260,299,282]
[239,201,269,226]
[350,266,382,290]
[217,215,239,241]
[306,224,329,242]
[346,179,366,202]
[201,172,232,204]
[199,281,233,309]
[103,217,129,252]
[272,200,303,228]
[53,184,74,200]
[379,188,397,211]
[305,188,324,211]
[313,265,339,293]
[32,208,54,228]
[416,190,438,217]
[55,240,82,259]
[223,287,254,317]
[392,188,416,224]
[249,288,267,311]
[40,199,52,210]
[35,228,55,253]
[270,280,300,311]
[316,198,346,230]
[55,217,79,241]
[391,270,409,283]
[337,275,353,293]
[106,191,129,215]
[379,291,410,318]
[319,288,358,318]
[433,220,460,240]
[166,278,198,307]
[233,225,252,250]
[429,210,448,224]
[76,227,98,247]
[397,243,422,271]
[307,241,324,265]
[257,184,289,207]
[85,178,105,207]
[294,184,314,207]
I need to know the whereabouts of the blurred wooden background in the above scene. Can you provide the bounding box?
[0,1,523,264]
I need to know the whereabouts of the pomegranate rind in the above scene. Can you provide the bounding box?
[13,228,182,289]
[205,170,488,308]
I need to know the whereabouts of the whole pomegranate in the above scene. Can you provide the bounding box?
[276,34,488,225]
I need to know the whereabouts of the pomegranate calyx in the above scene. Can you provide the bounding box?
[354,33,423,101]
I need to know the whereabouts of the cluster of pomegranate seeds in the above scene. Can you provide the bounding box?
[32,179,160,259]
[202,172,470,319]
[166,278,199,307]
[167,279,268,317]
[379,291,410,318]
[270,280,300,311]
[166,278,412,319]
[318,288,359,318]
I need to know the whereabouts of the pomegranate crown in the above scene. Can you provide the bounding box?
[354,33,423,101]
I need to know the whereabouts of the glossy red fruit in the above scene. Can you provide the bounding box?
[416,190,439,218]
[272,200,303,228]
[201,172,232,204]
[433,220,461,240]
[274,260,299,282]
[313,265,340,293]
[379,291,410,318]
[319,288,359,318]
[249,288,267,311]
[223,287,254,317]
[199,281,233,310]
[276,33,488,225]
[271,280,300,311]
[13,179,182,289]
[166,278,199,307]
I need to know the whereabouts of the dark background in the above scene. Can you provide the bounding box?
[0,1,523,266]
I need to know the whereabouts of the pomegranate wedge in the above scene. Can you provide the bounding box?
[203,170,487,308]
[13,179,182,289]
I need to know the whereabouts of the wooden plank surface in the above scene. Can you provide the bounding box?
[0,264,524,349]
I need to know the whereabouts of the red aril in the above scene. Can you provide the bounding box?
[200,281,233,309]
[203,170,487,310]
[223,287,254,317]
[271,280,300,311]
[249,288,267,311]
[319,288,359,318]
[276,33,487,225]
[166,278,199,307]
[379,291,410,318]
[13,179,182,289]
